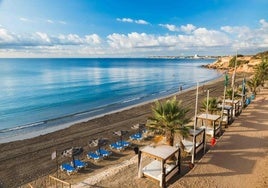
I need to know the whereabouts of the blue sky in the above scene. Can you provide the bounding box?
[0,0,267,57]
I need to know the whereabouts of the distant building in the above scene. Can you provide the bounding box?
[194,54,199,59]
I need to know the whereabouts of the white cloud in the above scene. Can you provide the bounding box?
[85,34,101,44]
[159,24,179,32]
[116,18,149,25]
[220,19,268,51]
[46,19,54,24]
[192,28,230,46]
[180,24,196,34]
[66,34,83,44]
[0,26,102,49]
[116,18,133,23]
[0,27,15,42]
[135,20,149,25]
[36,32,51,43]
[260,19,268,28]
[1,19,268,57]
[220,26,234,33]
[107,29,230,50]
[107,32,160,49]
[220,26,250,34]
[59,20,67,25]
[19,17,31,22]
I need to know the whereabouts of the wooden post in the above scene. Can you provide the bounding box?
[213,121,216,138]
[178,148,181,174]
[56,151,59,178]
[203,129,206,154]
[192,82,199,164]
[160,160,166,188]
[138,150,143,178]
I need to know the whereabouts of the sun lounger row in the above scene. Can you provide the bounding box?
[60,159,87,175]
[130,132,143,141]
[87,148,112,161]
[110,140,131,151]
[60,132,141,175]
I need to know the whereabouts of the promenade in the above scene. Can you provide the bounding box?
[170,88,268,188]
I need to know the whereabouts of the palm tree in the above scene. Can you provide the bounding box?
[200,97,218,114]
[247,76,261,95]
[146,97,190,146]
[254,57,268,86]
[225,88,239,99]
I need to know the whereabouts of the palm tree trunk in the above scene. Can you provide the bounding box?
[165,131,174,146]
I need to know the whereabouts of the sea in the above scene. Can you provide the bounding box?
[0,58,222,143]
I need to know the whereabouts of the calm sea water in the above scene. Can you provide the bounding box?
[0,58,221,142]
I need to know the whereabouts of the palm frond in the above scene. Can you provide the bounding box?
[146,96,190,142]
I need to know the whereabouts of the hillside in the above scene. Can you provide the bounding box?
[205,51,268,73]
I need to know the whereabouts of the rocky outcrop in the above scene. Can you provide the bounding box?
[204,51,267,73]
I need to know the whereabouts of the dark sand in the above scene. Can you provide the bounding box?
[0,74,244,188]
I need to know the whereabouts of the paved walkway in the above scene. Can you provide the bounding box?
[170,89,268,188]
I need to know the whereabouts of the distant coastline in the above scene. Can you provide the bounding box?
[148,55,218,59]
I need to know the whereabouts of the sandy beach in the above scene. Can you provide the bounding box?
[0,73,260,188]
[1,0,267,187]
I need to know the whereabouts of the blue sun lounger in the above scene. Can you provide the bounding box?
[110,140,131,151]
[96,148,112,157]
[72,159,87,169]
[87,152,103,161]
[110,143,124,150]
[60,163,77,175]
[130,132,143,141]
[118,140,131,147]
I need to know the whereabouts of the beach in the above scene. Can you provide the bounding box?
[0,73,256,188]
[1,0,267,187]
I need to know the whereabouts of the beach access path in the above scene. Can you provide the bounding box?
[170,88,268,188]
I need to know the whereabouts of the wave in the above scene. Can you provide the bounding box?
[0,102,122,134]
[0,121,45,133]
[73,108,103,117]
[0,95,149,135]
[120,97,142,104]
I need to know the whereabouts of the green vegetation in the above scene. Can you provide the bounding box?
[229,56,236,67]
[247,55,268,95]
[146,97,190,146]
[247,76,261,95]
[226,88,239,99]
[200,97,219,114]
[253,51,268,59]
[228,56,249,67]
[254,57,268,86]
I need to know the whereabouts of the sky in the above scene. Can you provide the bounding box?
[0,0,267,57]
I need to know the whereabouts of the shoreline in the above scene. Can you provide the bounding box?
[0,75,221,144]
[0,73,238,187]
